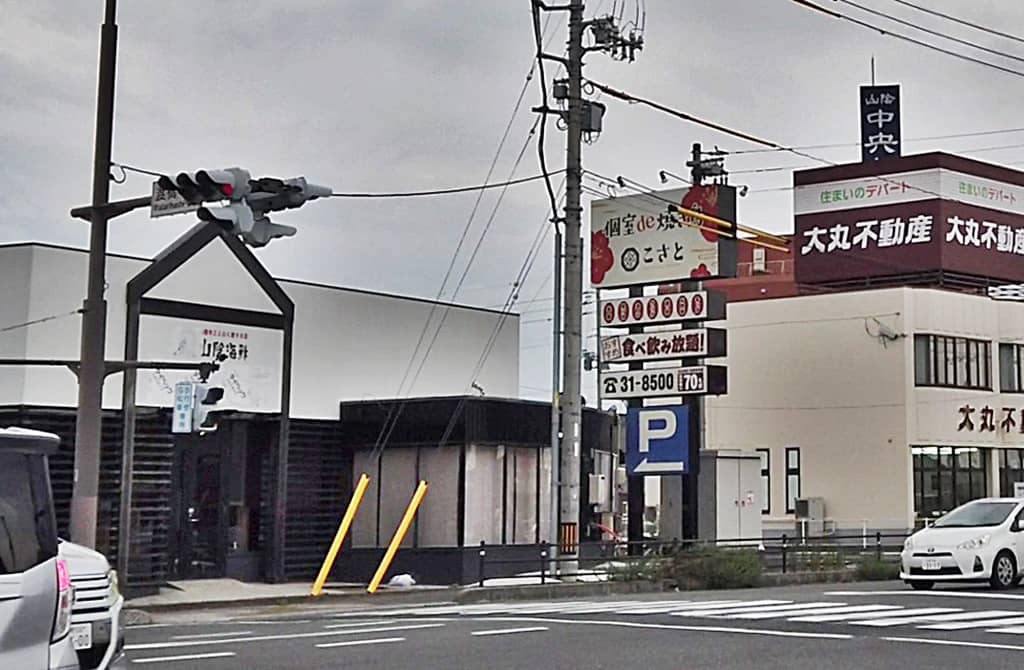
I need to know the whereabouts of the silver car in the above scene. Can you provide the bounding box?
[59,540,126,670]
[0,427,79,670]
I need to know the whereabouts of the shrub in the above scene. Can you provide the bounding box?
[854,557,900,581]
[661,547,763,589]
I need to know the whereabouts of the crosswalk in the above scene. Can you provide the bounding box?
[332,598,1024,637]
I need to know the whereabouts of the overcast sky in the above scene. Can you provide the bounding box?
[3,0,1024,404]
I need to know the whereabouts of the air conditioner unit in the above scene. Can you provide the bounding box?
[794,497,825,538]
[752,247,767,273]
[589,473,609,512]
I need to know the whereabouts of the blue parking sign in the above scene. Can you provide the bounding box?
[626,405,689,476]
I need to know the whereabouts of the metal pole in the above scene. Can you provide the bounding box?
[116,298,140,580]
[557,0,585,582]
[549,224,562,573]
[70,0,118,549]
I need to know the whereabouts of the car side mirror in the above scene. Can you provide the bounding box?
[1015,519,1024,533]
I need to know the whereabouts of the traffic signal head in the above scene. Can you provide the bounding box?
[191,382,225,433]
[198,202,255,235]
[166,167,252,204]
[245,176,332,214]
[242,216,297,248]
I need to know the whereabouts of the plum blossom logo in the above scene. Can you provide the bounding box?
[591,231,614,284]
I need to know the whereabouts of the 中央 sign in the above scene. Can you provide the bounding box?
[860,84,901,162]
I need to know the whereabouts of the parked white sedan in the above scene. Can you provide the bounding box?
[901,498,1024,590]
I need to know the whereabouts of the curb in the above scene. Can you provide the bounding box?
[454,580,669,604]
[126,587,457,615]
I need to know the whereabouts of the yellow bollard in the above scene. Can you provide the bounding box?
[366,480,429,594]
[310,473,371,597]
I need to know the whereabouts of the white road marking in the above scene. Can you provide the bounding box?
[922,616,1024,631]
[613,600,696,614]
[523,601,640,615]
[987,625,1024,634]
[790,607,960,623]
[126,623,445,650]
[853,610,1023,627]
[884,636,1024,652]
[668,600,789,616]
[316,637,406,649]
[471,626,550,636]
[131,651,236,664]
[322,620,400,629]
[481,616,854,641]
[728,605,904,621]
[687,602,845,618]
[827,590,1024,601]
[170,631,254,640]
[228,619,313,625]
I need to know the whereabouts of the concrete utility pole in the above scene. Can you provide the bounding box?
[558,0,586,578]
[70,0,118,549]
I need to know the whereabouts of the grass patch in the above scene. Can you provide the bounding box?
[854,556,900,581]
[661,547,763,589]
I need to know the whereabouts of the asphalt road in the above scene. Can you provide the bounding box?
[124,581,1024,669]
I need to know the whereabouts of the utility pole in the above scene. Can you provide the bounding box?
[558,0,585,579]
[70,0,118,549]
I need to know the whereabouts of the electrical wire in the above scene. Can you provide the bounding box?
[0,309,83,333]
[883,0,1024,46]
[532,0,563,223]
[834,0,1024,66]
[583,78,1016,213]
[788,0,1024,79]
[726,126,1024,155]
[329,173,560,198]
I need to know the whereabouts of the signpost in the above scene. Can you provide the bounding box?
[601,365,727,399]
[626,406,690,475]
[150,181,199,218]
[171,381,195,434]
[599,290,725,327]
[601,327,726,363]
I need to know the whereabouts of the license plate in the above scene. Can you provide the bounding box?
[71,623,92,651]
[923,559,942,571]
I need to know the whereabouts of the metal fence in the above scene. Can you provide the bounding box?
[472,532,910,587]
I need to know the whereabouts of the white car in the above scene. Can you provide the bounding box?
[901,497,1024,590]
[58,541,126,670]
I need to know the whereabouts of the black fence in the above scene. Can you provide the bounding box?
[473,533,911,586]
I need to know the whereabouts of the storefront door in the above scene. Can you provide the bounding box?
[171,438,224,579]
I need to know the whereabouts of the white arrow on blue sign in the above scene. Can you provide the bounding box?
[625,405,689,476]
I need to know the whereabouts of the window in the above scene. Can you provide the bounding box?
[0,452,58,574]
[785,447,801,514]
[1000,343,1024,393]
[999,449,1024,497]
[914,334,991,390]
[913,447,989,519]
[756,449,770,515]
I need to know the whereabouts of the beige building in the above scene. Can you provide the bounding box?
[705,286,1024,535]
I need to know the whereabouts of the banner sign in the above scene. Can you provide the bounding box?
[590,185,737,288]
[601,365,727,399]
[598,290,725,328]
[601,327,726,363]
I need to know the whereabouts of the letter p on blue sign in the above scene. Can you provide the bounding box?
[626,405,689,476]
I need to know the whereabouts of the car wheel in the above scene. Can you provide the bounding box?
[990,551,1017,590]
[908,580,933,591]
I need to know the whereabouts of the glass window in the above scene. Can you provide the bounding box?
[0,452,58,574]
[1000,449,1024,497]
[756,449,770,515]
[933,500,1017,528]
[915,334,992,390]
[1001,343,1024,393]
[785,447,800,514]
[913,446,989,519]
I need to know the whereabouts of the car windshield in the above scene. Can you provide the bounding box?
[932,501,1019,528]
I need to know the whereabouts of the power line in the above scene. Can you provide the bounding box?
[0,309,83,333]
[788,0,1024,79]
[726,126,1024,155]
[330,172,560,198]
[532,0,563,223]
[884,0,1024,46]
[834,0,1024,66]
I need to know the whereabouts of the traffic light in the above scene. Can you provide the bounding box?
[191,382,225,433]
[158,167,251,205]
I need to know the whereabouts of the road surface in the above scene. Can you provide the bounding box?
[124,581,1024,669]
